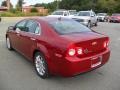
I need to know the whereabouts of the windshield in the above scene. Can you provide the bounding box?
[112,14,120,16]
[97,13,106,16]
[52,11,63,15]
[78,12,90,16]
[69,11,77,15]
[49,20,91,35]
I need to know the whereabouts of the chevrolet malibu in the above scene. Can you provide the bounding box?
[6,17,110,79]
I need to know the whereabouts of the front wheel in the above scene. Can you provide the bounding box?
[87,22,91,28]
[34,52,49,79]
[95,22,98,26]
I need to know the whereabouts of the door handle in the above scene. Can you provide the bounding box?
[30,38,36,41]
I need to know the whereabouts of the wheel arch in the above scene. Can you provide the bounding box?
[32,46,50,63]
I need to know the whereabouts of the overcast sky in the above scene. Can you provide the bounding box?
[0,0,55,7]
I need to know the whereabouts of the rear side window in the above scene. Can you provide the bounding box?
[26,20,41,34]
[49,20,91,35]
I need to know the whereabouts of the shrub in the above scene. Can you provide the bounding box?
[31,8,38,13]
[0,12,16,17]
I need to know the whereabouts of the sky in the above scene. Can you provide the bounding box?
[0,0,55,7]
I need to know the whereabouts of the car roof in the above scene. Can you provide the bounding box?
[39,17,72,23]
[25,17,73,24]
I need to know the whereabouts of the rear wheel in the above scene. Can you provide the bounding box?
[34,52,49,79]
[6,37,13,50]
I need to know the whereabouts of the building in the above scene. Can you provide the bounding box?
[22,6,48,15]
[0,0,10,12]
[0,6,8,12]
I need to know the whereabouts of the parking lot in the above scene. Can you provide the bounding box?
[0,18,120,90]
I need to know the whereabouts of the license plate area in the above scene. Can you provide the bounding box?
[91,56,102,68]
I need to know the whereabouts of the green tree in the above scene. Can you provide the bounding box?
[1,0,13,8]
[16,0,24,11]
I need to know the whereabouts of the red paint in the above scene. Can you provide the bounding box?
[109,14,120,23]
[6,17,110,77]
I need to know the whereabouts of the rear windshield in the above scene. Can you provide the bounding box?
[52,11,63,15]
[49,20,91,35]
[78,12,90,16]
[97,13,107,16]
[69,11,77,15]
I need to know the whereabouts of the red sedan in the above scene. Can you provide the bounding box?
[109,14,120,23]
[6,17,110,78]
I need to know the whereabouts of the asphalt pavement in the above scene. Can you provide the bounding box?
[0,18,120,90]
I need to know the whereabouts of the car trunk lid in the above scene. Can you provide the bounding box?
[61,32,109,58]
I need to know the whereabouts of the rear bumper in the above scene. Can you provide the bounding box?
[110,19,120,23]
[56,49,110,77]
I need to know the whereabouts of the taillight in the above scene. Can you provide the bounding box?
[67,45,83,57]
[103,40,109,48]
[77,48,83,55]
[68,48,76,56]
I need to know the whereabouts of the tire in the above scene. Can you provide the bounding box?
[34,52,49,79]
[87,21,91,28]
[6,37,13,50]
[95,22,98,26]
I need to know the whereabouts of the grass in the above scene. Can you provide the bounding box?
[0,11,46,17]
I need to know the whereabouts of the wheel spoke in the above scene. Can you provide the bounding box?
[35,55,45,76]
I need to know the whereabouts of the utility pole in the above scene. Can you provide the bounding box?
[6,0,10,11]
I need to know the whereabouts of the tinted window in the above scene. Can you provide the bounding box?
[15,20,27,31]
[78,12,90,16]
[26,20,41,34]
[49,20,91,35]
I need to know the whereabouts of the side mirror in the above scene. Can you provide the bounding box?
[64,14,67,16]
[91,15,94,17]
[8,26,15,30]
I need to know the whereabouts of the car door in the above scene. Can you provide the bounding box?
[9,20,27,51]
[91,12,97,24]
[63,11,69,17]
[19,20,41,60]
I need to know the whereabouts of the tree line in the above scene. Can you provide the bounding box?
[35,0,120,14]
[1,0,120,14]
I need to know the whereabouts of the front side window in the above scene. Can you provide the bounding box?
[64,12,68,16]
[49,20,91,35]
[15,20,27,31]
